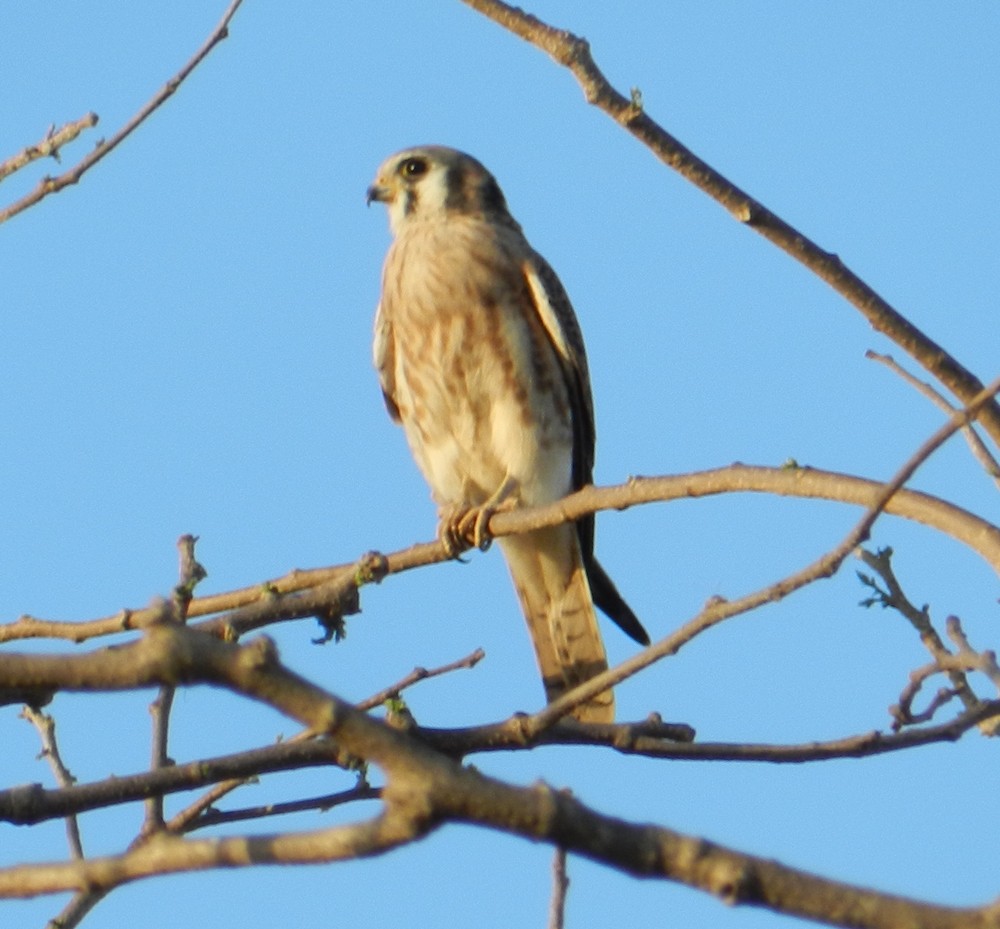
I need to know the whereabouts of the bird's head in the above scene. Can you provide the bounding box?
[367,146,513,234]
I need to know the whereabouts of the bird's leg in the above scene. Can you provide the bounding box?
[438,476,520,555]
[459,475,520,551]
[437,504,473,558]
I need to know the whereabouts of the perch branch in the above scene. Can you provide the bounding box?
[4,462,1000,647]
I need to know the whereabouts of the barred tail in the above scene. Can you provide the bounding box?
[499,525,614,723]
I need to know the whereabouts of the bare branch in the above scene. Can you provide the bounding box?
[0,648,486,829]
[523,380,1000,728]
[0,0,245,225]
[4,461,999,649]
[20,708,85,859]
[548,846,569,929]
[187,783,381,832]
[10,691,995,837]
[47,892,104,929]
[173,534,208,618]
[357,648,487,711]
[144,686,175,833]
[419,700,1000,762]
[0,737,352,827]
[867,351,1000,488]
[857,547,982,722]
[2,624,1000,929]
[0,808,426,900]
[458,0,1000,447]
[0,114,99,183]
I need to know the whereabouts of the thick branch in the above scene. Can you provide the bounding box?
[1,650,484,827]
[0,625,997,929]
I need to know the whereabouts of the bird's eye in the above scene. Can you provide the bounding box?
[400,157,428,179]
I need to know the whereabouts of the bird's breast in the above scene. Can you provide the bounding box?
[382,222,573,508]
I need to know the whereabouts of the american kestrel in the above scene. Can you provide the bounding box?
[367,146,649,722]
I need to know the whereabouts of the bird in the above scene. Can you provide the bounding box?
[367,146,649,722]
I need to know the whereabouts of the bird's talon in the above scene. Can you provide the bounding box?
[438,508,476,559]
[473,507,495,551]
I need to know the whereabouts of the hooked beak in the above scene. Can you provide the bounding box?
[366,183,391,207]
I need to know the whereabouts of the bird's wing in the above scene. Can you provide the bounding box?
[372,298,401,422]
[522,253,650,648]
[522,253,595,490]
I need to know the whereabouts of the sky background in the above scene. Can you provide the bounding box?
[3,3,999,927]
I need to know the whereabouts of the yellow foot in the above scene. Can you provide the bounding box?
[437,506,471,558]
[438,478,520,557]
[437,504,495,556]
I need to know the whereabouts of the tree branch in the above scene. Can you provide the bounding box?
[419,699,1000,762]
[21,708,85,858]
[458,0,1000,447]
[4,460,999,648]
[867,351,1000,488]
[1,624,997,929]
[520,380,1000,729]
[857,547,983,723]
[0,114,99,183]
[0,0,245,225]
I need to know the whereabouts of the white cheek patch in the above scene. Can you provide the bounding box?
[388,198,408,235]
[388,167,452,233]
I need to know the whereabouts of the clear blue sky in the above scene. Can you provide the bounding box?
[3,4,999,927]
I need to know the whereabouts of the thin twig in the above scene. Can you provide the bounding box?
[357,648,487,711]
[20,708,84,859]
[946,617,1000,693]
[185,783,381,832]
[0,0,245,224]
[159,728,337,836]
[45,892,105,929]
[548,846,569,929]
[173,534,208,619]
[856,547,981,727]
[144,538,208,832]
[867,350,1000,488]
[144,686,175,832]
[0,114,99,183]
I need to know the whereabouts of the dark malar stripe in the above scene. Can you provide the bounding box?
[402,188,419,216]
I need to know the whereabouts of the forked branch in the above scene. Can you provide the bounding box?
[0,0,245,224]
